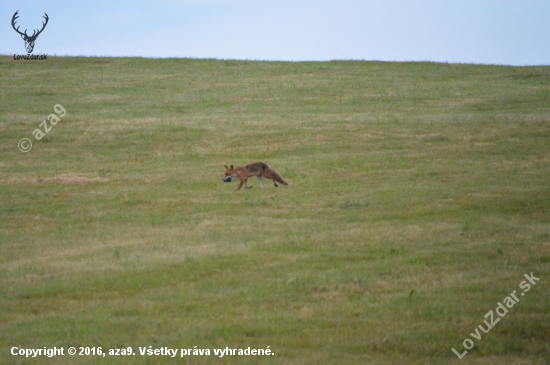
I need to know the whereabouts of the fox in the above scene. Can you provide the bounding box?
[223,162,289,191]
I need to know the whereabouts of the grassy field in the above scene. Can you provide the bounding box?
[1,56,549,364]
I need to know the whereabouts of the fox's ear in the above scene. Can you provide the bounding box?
[224,165,228,169]
[230,165,234,170]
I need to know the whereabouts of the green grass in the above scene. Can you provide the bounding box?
[1,57,549,364]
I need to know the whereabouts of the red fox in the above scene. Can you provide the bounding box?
[223,162,289,190]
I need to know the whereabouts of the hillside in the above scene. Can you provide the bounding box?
[1,57,549,364]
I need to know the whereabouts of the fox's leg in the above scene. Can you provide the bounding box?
[245,179,253,189]
[256,176,265,189]
[237,180,245,190]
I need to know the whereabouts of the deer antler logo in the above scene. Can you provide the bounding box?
[12,10,49,54]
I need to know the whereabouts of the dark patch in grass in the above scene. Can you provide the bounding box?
[422,135,449,142]
[338,200,368,209]
[508,71,550,83]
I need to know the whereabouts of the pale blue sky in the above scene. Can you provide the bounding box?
[2,0,549,65]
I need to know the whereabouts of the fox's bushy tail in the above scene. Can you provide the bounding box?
[270,168,289,185]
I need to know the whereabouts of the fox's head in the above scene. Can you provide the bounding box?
[223,164,235,182]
